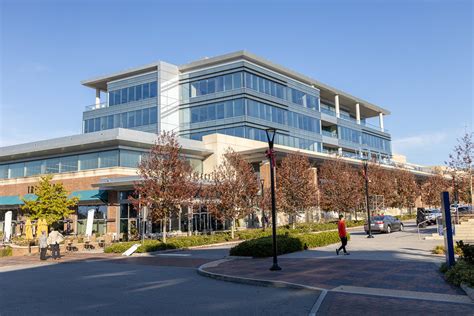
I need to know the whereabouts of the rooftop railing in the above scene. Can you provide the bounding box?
[85,102,108,111]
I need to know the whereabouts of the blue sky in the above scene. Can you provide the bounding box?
[0,0,472,166]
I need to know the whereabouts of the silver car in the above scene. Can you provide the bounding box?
[364,215,404,234]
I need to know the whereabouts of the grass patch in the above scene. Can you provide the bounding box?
[431,245,463,256]
[0,246,12,257]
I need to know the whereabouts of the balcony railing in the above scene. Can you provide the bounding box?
[339,113,358,124]
[85,102,108,111]
[320,107,336,116]
[322,130,338,138]
[362,121,388,133]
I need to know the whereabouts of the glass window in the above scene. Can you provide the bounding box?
[207,104,216,121]
[121,88,128,104]
[120,112,127,128]
[149,107,157,124]
[120,150,142,168]
[234,99,244,116]
[0,165,8,179]
[79,153,99,170]
[191,82,199,97]
[109,91,115,106]
[143,83,150,99]
[99,150,119,168]
[135,85,142,101]
[128,86,135,102]
[225,101,233,118]
[25,160,43,176]
[60,156,78,173]
[199,106,207,122]
[216,76,224,92]
[233,73,241,89]
[128,110,136,128]
[207,78,215,94]
[224,74,232,91]
[94,118,101,131]
[135,110,142,126]
[212,103,222,120]
[199,81,207,96]
[142,108,150,125]
[191,107,199,123]
[114,91,121,105]
[44,158,60,174]
[100,117,107,130]
[107,115,114,129]
[150,81,157,98]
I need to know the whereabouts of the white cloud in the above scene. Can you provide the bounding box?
[392,131,448,151]
[18,62,52,74]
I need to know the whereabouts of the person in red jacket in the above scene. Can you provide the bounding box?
[336,214,350,255]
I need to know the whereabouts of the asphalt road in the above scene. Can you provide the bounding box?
[0,259,317,316]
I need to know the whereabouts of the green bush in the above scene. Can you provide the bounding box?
[444,260,474,287]
[395,214,417,221]
[0,246,12,257]
[456,241,474,264]
[229,231,346,257]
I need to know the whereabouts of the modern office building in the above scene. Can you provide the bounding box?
[0,51,431,238]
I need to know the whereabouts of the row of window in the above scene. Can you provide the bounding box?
[187,98,320,134]
[339,126,391,152]
[109,81,157,106]
[0,150,203,179]
[190,99,245,123]
[184,71,319,111]
[188,127,321,152]
[84,107,158,133]
[189,72,242,98]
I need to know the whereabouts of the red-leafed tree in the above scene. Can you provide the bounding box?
[132,132,196,243]
[421,173,449,208]
[366,162,397,209]
[446,132,473,204]
[319,159,363,217]
[392,168,419,211]
[277,153,318,228]
[207,149,259,239]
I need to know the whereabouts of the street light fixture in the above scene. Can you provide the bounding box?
[265,127,282,271]
[362,154,374,238]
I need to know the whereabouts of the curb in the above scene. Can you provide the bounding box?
[197,259,325,293]
[135,240,243,257]
[461,283,474,302]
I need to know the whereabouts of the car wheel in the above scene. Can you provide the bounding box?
[399,224,404,231]
[386,225,391,234]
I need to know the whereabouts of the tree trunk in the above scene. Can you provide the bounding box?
[291,215,296,229]
[231,218,235,239]
[162,217,167,244]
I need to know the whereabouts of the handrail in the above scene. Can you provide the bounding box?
[417,219,433,240]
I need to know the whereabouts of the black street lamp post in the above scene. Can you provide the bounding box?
[363,157,374,238]
[265,128,282,271]
[260,179,265,230]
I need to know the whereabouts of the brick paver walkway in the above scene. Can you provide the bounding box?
[206,257,464,295]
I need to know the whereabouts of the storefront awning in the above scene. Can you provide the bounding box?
[0,190,107,207]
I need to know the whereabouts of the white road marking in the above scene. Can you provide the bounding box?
[331,285,473,304]
[309,289,328,316]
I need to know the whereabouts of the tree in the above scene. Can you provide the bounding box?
[132,132,195,243]
[21,175,78,226]
[207,149,259,239]
[277,153,318,228]
[319,159,362,217]
[421,174,449,208]
[392,168,418,211]
[366,162,397,209]
[446,132,473,204]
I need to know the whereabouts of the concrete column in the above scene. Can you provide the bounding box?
[379,113,384,131]
[338,147,343,156]
[335,95,340,118]
[95,89,101,108]
[356,103,361,124]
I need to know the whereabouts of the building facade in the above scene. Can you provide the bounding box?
[0,51,431,239]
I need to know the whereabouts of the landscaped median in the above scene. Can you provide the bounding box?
[104,220,362,254]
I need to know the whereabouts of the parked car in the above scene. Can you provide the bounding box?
[364,215,404,234]
[416,208,441,226]
[457,205,473,214]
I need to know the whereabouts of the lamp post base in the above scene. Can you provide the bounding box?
[367,235,374,238]
[270,263,282,271]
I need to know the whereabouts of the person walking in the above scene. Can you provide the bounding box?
[47,229,64,260]
[39,231,48,261]
[336,214,350,255]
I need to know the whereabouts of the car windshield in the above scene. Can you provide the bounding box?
[371,216,385,221]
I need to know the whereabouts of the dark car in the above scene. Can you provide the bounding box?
[416,208,440,226]
[364,215,404,234]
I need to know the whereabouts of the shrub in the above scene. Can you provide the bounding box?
[230,231,346,257]
[456,241,474,264]
[444,260,474,287]
[431,244,463,256]
[0,246,12,257]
